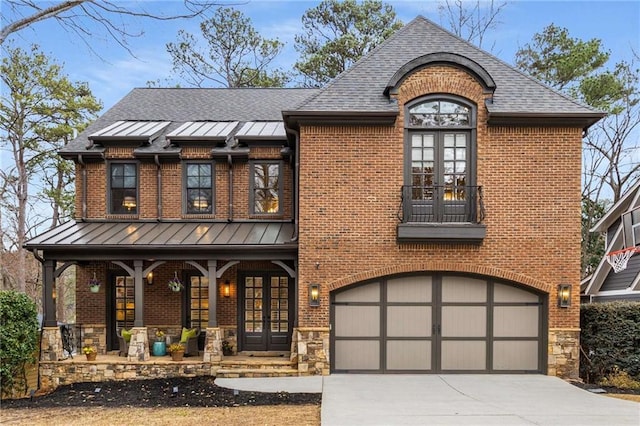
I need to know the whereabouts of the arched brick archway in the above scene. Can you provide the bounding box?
[327,262,552,295]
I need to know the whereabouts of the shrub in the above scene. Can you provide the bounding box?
[0,291,39,397]
[580,301,640,384]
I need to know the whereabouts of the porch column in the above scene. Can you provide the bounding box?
[42,259,56,327]
[207,260,217,327]
[133,260,144,327]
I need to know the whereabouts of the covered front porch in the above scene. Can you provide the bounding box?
[26,221,330,390]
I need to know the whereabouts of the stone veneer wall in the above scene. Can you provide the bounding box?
[203,327,223,362]
[40,327,63,361]
[81,324,107,353]
[548,328,580,379]
[292,327,330,376]
[39,359,215,391]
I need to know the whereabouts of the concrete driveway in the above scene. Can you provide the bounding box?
[321,375,640,425]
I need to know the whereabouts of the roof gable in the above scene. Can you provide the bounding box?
[290,16,602,126]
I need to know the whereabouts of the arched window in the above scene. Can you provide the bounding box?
[402,95,481,230]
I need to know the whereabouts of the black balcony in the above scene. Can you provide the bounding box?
[397,185,486,243]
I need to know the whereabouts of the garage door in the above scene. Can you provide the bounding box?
[331,274,545,373]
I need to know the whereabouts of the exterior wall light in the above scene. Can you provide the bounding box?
[223,280,231,298]
[146,271,153,285]
[558,284,571,308]
[309,283,320,307]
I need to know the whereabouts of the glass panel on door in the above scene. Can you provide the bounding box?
[115,275,134,330]
[189,276,209,330]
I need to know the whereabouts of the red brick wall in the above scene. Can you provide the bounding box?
[296,65,582,329]
[74,146,293,221]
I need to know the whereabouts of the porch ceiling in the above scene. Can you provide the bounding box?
[25,221,297,261]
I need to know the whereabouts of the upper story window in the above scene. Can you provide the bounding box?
[409,99,471,127]
[185,162,213,214]
[250,161,282,215]
[110,163,138,215]
[398,95,485,242]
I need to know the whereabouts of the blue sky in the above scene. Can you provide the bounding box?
[4,0,640,113]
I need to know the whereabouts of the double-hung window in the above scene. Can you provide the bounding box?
[110,163,138,215]
[185,162,213,214]
[250,161,282,215]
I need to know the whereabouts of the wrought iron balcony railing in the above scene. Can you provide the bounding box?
[398,185,485,224]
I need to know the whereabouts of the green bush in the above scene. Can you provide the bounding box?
[0,291,39,397]
[580,301,640,384]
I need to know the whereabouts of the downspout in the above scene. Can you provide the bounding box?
[227,154,234,222]
[154,155,162,219]
[78,154,87,220]
[285,128,300,242]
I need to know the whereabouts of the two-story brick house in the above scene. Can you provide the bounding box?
[27,17,603,385]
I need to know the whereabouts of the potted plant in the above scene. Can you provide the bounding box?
[82,346,97,361]
[88,273,101,293]
[168,343,185,361]
[222,340,233,356]
[152,330,167,356]
[168,272,184,292]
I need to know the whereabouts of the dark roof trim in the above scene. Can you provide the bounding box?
[59,148,105,161]
[385,52,496,96]
[283,111,398,127]
[486,111,605,130]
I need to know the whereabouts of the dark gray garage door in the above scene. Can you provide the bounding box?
[331,274,546,373]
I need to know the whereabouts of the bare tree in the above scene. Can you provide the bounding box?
[1,0,221,56]
[438,0,508,49]
[166,7,289,88]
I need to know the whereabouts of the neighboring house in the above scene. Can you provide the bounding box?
[582,181,640,302]
[26,16,604,382]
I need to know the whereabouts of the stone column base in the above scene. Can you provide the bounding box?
[127,327,150,361]
[40,326,63,361]
[203,327,222,362]
[292,327,330,376]
[548,328,580,379]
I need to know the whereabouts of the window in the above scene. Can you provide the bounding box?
[189,276,209,330]
[110,163,137,214]
[250,162,282,215]
[398,95,485,242]
[185,163,213,214]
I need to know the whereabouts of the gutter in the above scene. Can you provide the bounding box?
[78,154,87,220]
[285,127,300,242]
[228,154,234,222]
[154,155,162,219]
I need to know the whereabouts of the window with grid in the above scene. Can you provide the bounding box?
[110,163,137,214]
[185,163,213,214]
[250,162,282,215]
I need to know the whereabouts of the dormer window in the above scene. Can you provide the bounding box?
[109,163,138,215]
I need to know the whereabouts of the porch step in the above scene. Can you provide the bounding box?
[216,354,298,378]
[216,368,299,378]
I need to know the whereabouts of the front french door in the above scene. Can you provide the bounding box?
[108,274,135,351]
[240,273,293,351]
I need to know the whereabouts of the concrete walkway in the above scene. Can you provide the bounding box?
[215,375,323,393]
[215,374,639,425]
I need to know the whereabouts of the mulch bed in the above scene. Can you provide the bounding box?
[1,376,321,409]
[568,380,640,395]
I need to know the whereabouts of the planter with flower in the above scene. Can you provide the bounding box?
[168,343,185,361]
[168,272,184,292]
[153,330,167,356]
[82,345,97,361]
[88,273,101,293]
